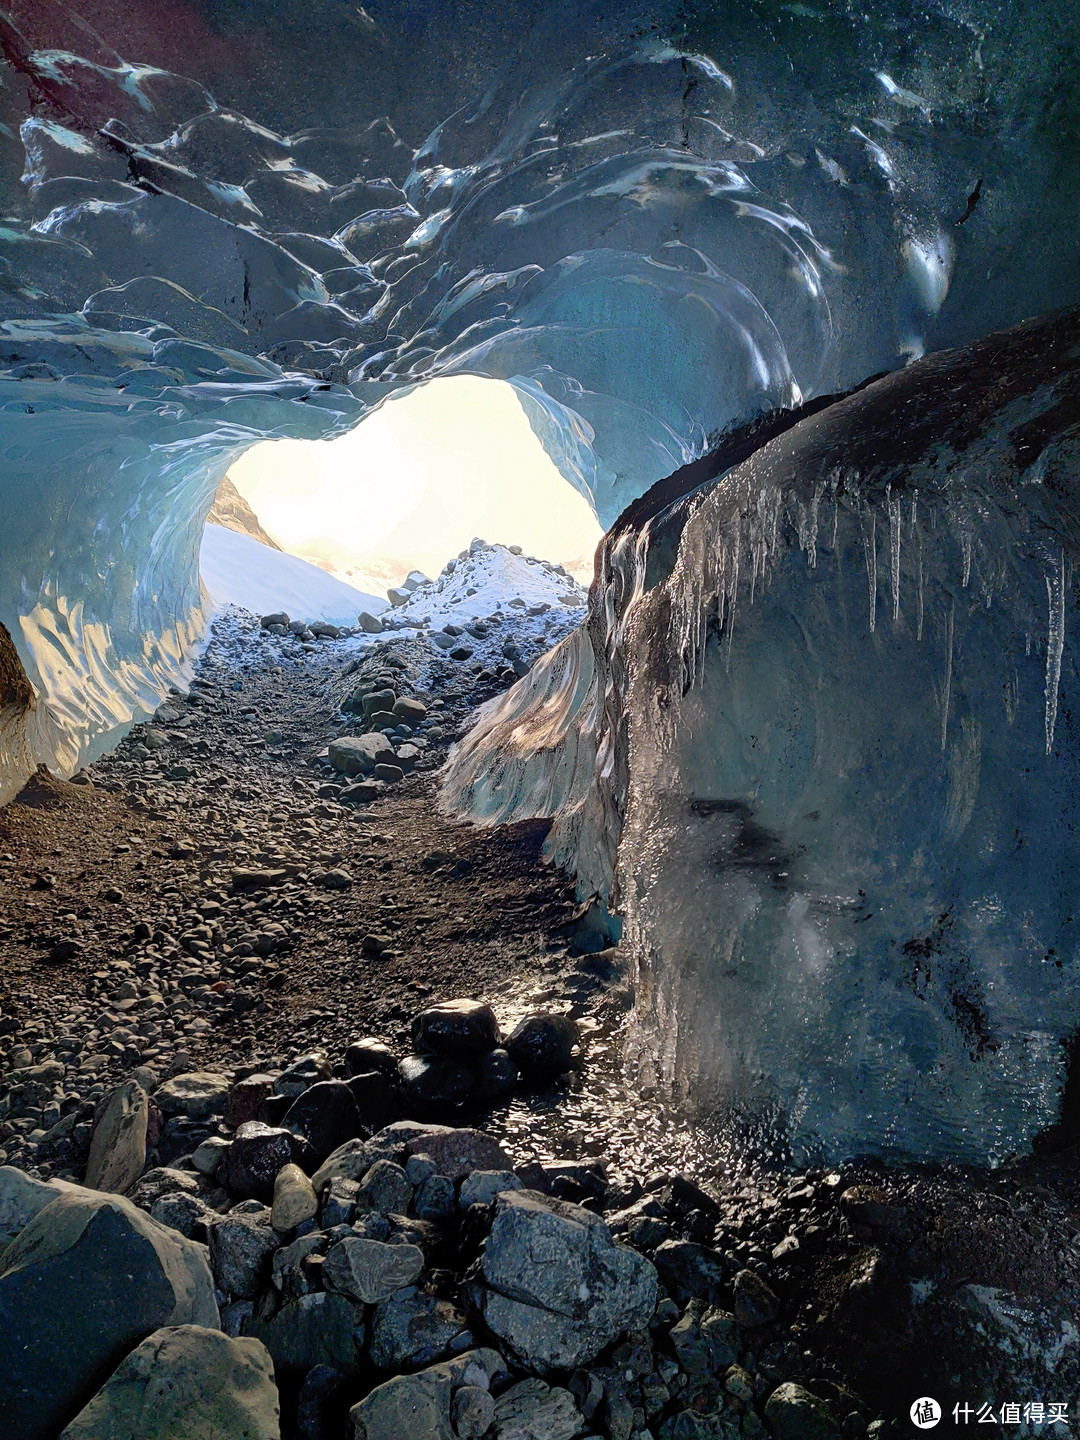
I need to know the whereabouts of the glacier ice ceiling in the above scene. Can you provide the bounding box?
[3,0,1080,1161]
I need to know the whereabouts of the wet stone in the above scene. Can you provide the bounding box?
[411,999,500,1060]
[222,1122,317,1203]
[398,1054,476,1114]
[344,1039,398,1079]
[504,1013,578,1079]
[283,1080,363,1161]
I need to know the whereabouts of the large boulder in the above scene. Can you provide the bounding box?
[282,1080,363,1160]
[470,1190,658,1372]
[84,1080,149,1194]
[350,1349,503,1440]
[247,1291,362,1374]
[58,1324,280,1440]
[221,1122,317,1202]
[0,1165,82,1243]
[153,1072,230,1120]
[763,1383,841,1440]
[412,1000,500,1059]
[323,1236,425,1304]
[328,734,395,776]
[0,1188,218,1440]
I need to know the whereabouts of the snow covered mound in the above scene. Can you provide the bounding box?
[395,541,588,628]
[200,525,385,628]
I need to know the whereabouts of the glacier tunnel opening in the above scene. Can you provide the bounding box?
[203,374,604,610]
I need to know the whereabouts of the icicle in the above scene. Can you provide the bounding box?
[961,531,972,588]
[916,544,925,642]
[941,600,954,753]
[863,509,877,633]
[887,485,901,622]
[725,521,741,670]
[1044,549,1066,755]
[808,481,822,568]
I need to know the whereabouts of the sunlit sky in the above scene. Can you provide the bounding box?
[226,375,603,593]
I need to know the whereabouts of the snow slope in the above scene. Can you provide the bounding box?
[396,543,587,628]
[200,524,385,626]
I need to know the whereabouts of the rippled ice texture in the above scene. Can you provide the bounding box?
[3,0,1080,791]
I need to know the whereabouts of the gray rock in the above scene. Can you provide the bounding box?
[328,734,396,776]
[452,1384,496,1439]
[355,1159,413,1216]
[210,1214,280,1299]
[272,1163,318,1233]
[248,1291,361,1375]
[393,697,428,724]
[149,1192,216,1243]
[504,1014,578,1078]
[458,1170,522,1209]
[732,1268,779,1326]
[492,1378,584,1440]
[414,1175,455,1221]
[154,1072,230,1120]
[472,1190,658,1372]
[128,1168,202,1211]
[669,1301,738,1375]
[344,1039,398,1079]
[0,1188,217,1440]
[192,1136,231,1177]
[0,1165,81,1243]
[272,1232,328,1300]
[274,1052,332,1099]
[321,1176,359,1227]
[763,1384,840,1440]
[653,1240,733,1308]
[403,1128,512,1182]
[370,1286,470,1369]
[323,1236,425,1303]
[84,1080,149,1195]
[57,1324,280,1440]
[311,1123,455,1192]
[349,1350,502,1440]
[357,611,384,633]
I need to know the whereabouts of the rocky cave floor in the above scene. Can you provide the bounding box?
[1,604,1079,1440]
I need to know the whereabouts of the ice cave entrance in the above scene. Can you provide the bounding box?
[199,375,603,623]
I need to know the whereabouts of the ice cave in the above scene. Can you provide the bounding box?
[2,2,1080,1431]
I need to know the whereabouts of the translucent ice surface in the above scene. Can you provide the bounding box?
[448,306,1080,1163]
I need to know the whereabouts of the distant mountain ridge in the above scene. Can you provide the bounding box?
[206,476,282,550]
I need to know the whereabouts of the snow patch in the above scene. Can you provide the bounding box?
[200,524,385,627]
